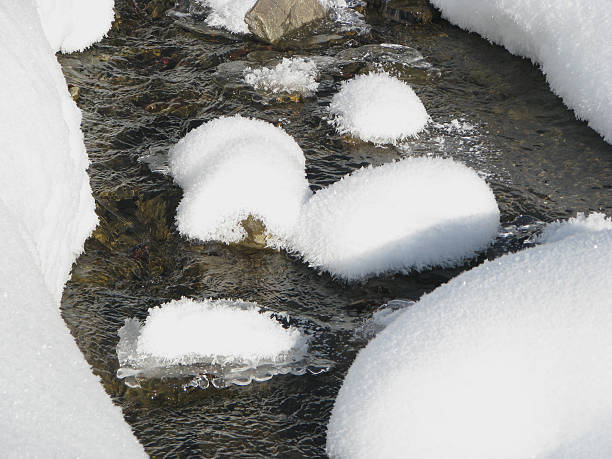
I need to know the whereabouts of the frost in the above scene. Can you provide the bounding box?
[327,218,612,458]
[244,57,319,96]
[429,0,612,144]
[329,72,430,144]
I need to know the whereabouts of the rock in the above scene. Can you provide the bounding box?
[245,0,327,44]
[367,0,438,24]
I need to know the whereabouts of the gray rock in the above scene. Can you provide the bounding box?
[245,0,327,44]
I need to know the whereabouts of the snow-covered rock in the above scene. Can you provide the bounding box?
[169,115,312,246]
[118,297,307,368]
[244,57,319,96]
[0,0,143,456]
[429,0,612,144]
[201,0,257,34]
[290,157,500,280]
[327,213,612,458]
[329,72,429,144]
[35,0,115,53]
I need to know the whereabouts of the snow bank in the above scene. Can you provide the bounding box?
[290,157,499,280]
[244,57,319,96]
[118,298,307,368]
[327,215,612,458]
[329,72,429,144]
[36,0,115,53]
[0,0,142,456]
[169,115,312,245]
[538,212,612,244]
[429,0,612,144]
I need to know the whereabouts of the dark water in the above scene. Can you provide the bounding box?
[59,1,612,457]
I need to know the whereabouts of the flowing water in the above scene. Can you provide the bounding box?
[59,1,611,456]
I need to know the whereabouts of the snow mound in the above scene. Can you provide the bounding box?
[290,157,500,280]
[327,219,612,458]
[169,115,312,245]
[1,0,143,456]
[35,0,115,53]
[429,0,612,144]
[201,0,256,34]
[117,298,311,387]
[329,72,429,144]
[244,57,319,96]
[538,212,612,244]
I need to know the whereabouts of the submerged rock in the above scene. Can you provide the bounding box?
[367,0,438,24]
[245,0,328,43]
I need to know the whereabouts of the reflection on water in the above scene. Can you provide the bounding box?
[59,0,611,456]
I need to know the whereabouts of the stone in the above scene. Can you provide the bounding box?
[245,0,327,44]
[366,0,439,24]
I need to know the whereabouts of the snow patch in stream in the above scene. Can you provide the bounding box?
[329,72,430,144]
[117,298,325,388]
[327,214,612,458]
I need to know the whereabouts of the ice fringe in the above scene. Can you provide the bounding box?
[329,72,430,144]
[429,0,612,144]
[244,57,320,97]
[327,214,612,458]
[169,115,500,281]
[0,0,144,456]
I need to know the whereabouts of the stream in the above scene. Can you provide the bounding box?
[59,1,611,456]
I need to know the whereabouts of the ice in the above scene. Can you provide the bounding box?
[0,0,143,456]
[327,217,612,458]
[244,57,319,96]
[117,298,314,388]
[429,0,612,144]
[200,0,257,34]
[329,72,430,144]
[355,299,415,340]
[36,0,115,52]
[289,157,500,280]
[169,115,312,245]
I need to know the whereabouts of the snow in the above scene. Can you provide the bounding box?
[0,0,143,456]
[169,115,312,246]
[329,72,430,144]
[290,157,500,280]
[118,298,307,368]
[429,0,612,144]
[200,0,257,34]
[35,0,115,53]
[327,216,612,458]
[538,212,612,244]
[244,57,319,96]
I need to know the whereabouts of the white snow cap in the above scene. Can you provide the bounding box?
[290,157,500,280]
[429,0,612,144]
[201,0,257,34]
[169,115,312,245]
[329,72,429,144]
[35,0,115,53]
[119,297,307,367]
[0,0,143,456]
[327,216,612,458]
[244,57,319,96]
[538,212,612,244]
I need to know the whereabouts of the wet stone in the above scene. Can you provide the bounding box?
[245,0,328,43]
